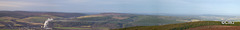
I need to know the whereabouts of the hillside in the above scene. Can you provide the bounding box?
[0,11,188,30]
[0,11,219,30]
[50,13,184,29]
[0,11,86,30]
[0,11,238,30]
[113,21,240,30]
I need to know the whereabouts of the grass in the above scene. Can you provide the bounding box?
[95,27,110,30]
[113,21,240,30]
[14,24,22,26]
[131,16,182,26]
[0,24,4,26]
[54,27,91,29]
[55,27,109,30]
[0,29,17,30]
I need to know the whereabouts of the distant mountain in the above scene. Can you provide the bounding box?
[56,13,185,29]
[0,11,199,30]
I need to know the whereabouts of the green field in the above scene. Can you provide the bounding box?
[55,27,109,30]
[0,29,17,30]
[54,27,91,29]
[113,21,240,30]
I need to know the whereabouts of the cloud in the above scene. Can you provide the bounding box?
[0,0,59,11]
[0,1,57,8]
[1,0,240,15]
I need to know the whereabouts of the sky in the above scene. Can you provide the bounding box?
[0,0,240,15]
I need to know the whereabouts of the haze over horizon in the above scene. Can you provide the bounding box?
[1,0,240,15]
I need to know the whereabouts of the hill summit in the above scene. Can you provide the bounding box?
[113,21,240,30]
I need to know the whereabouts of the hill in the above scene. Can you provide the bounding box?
[0,11,86,29]
[113,21,240,30]
[0,11,187,30]
[50,13,184,29]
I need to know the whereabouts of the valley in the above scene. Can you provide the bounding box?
[0,11,240,30]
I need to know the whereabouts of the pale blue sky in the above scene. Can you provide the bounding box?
[0,0,240,15]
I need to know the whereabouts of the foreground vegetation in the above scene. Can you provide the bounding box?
[0,29,17,30]
[113,21,240,30]
[54,27,109,30]
[54,27,91,29]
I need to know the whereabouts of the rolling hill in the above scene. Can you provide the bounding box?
[113,21,240,30]
[4,11,236,30]
[0,11,188,30]
[50,13,184,29]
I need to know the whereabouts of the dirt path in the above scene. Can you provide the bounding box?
[186,25,240,30]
